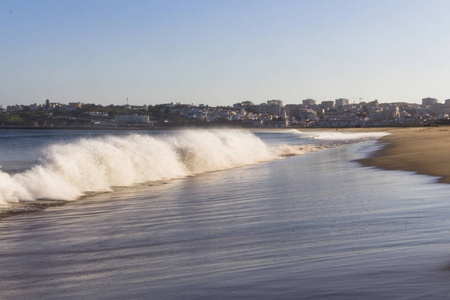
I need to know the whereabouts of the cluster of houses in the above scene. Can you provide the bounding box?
[2,97,450,128]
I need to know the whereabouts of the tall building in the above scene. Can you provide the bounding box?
[422,97,438,107]
[267,100,283,116]
[302,99,316,106]
[335,98,349,107]
[267,100,282,106]
[321,100,335,109]
[433,100,450,116]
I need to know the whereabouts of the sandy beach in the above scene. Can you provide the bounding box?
[299,126,450,183]
[352,127,450,183]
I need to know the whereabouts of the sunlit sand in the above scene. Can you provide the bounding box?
[353,127,450,183]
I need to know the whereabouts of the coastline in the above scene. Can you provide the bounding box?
[353,127,450,184]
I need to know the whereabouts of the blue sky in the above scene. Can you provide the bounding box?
[2,0,450,106]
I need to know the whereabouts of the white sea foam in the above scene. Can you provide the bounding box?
[286,129,389,141]
[0,130,274,204]
[0,129,387,205]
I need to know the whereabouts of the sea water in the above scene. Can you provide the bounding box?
[0,129,449,299]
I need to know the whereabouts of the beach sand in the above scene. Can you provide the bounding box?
[298,126,450,183]
[353,127,450,183]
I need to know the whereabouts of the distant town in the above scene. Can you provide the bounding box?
[1,97,450,128]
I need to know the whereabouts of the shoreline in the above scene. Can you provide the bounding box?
[354,127,450,184]
[296,126,450,184]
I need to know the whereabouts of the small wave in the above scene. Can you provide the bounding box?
[286,129,389,141]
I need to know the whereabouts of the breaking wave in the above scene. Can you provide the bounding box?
[0,130,283,204]
[0,129,387,205]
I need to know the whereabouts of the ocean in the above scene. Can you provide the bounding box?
[0,129,449,299]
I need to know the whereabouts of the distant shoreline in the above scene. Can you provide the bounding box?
[0,125,441,131]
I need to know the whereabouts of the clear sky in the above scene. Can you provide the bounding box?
[2,0,450,107]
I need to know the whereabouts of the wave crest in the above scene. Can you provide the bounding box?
[0,130,280,204]
[0,129,387,205]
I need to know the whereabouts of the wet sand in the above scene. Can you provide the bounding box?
[299,126,450,183]
[354,127,450,183]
